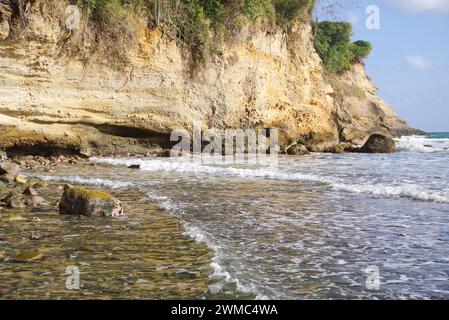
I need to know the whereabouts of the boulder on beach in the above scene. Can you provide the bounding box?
[323,144,344,154]
[286,143,310,156]
[359,134,396,153]
[59,184,123,217]
[0,161,20,176]
[0,161,21,183]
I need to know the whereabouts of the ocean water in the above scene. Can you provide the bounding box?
[21,134,449,299]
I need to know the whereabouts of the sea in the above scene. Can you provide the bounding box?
[3,133,449,299]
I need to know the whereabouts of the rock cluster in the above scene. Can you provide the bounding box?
[0,156,123,264]
[0,161,47,209]
[0,159,122,215]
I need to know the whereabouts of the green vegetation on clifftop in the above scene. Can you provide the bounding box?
[81,0,315,64]
[3,0,371,72]
[314,21,372,73]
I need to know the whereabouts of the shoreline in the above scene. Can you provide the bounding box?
[0,160,228,299]
[1,134,449,299]
[0,159,256,299]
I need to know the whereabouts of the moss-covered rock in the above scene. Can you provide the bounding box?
[0,213,26,222]
[12,250,43,262]
[14,175,27,184]
[27,178,48,188]
[59,184,123,217]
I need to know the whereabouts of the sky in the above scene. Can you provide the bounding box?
[317,0,449,132]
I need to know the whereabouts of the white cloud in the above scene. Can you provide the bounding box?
[387,0,449,14]
[405,54,434,70]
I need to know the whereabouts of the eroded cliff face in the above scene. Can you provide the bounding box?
[333,63,421,144]
[0,6,420,156]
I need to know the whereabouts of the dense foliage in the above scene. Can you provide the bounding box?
[314,21,372,73]
[76,0,315,64]
[82,0,315,29]
[351,40,372,61]
[2,0,373,70]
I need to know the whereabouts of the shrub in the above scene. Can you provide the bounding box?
[351,40,372,61]
[183,0,211,65]
[85,0,124,27]
[241,0,275,22]
[314,21,372,73]
[76,0,318,65]
[273,0,315,25]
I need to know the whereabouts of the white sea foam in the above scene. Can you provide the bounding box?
[23,174,131,189]
[396,135,449,153]
[145,189,270,299]
[331,182,449,203]
[92,157,449,203]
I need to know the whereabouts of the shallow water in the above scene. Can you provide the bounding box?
[0,185,220,299]
[2,135,449,299]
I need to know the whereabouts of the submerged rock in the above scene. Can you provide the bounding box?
[25,195,47,208]
[2,191,25,208]
[1,213,26,222]
[20,187,46,207]
[59,184,123,217]
[12,250,43,262]
[359,134,396,153]
[0,181,9,200]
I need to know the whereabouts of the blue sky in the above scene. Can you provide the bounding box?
[317,0,449,132]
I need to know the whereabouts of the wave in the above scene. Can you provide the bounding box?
[331,182,449,203]
[91,157,449,204]
[145,190,269,299]
[396,135,449,153]
[23,174,132,189]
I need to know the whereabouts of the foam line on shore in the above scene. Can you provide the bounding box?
[91,157,449,204]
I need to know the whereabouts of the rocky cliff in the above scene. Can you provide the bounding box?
[0,3,421,157]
